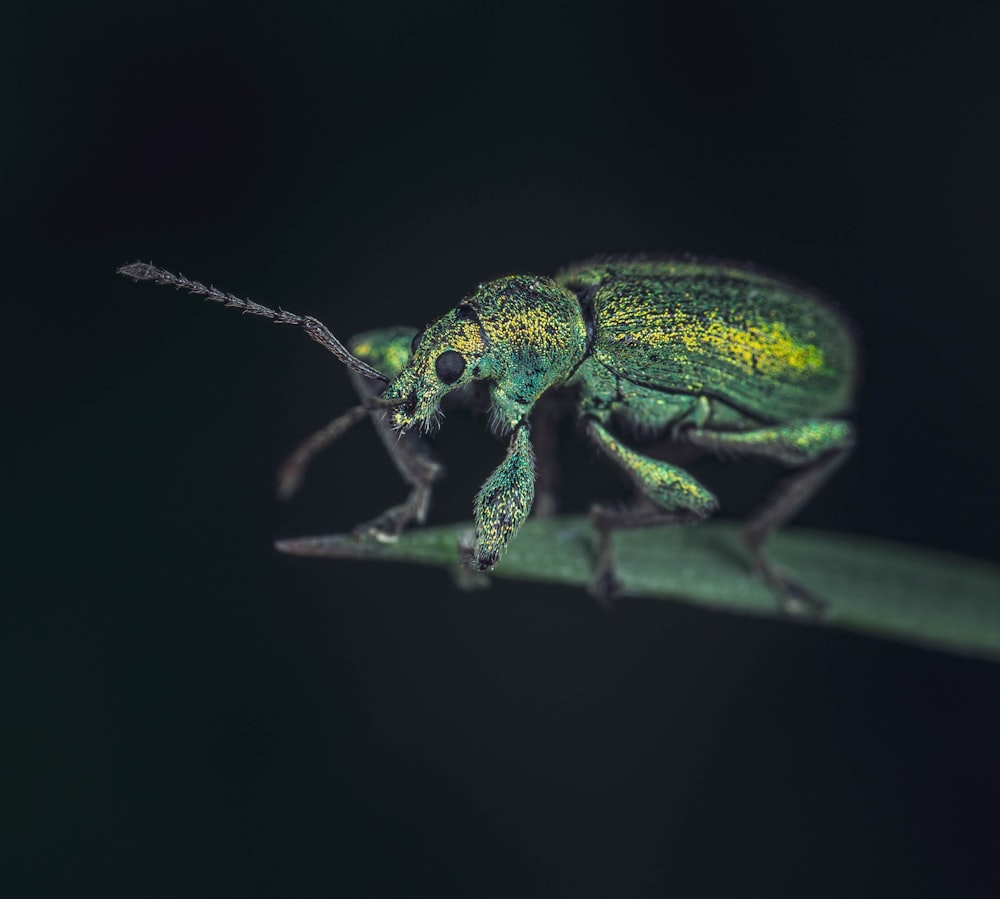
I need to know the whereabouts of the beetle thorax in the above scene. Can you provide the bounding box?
[476,276,588,429]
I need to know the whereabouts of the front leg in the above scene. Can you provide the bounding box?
[469,421,536,570]
[276,368,445,541]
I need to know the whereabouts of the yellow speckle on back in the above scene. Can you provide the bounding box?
[606,305,826,379]
[715,318,826,375]
[560,258,853,421]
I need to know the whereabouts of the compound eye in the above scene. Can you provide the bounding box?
[435,350,466,384]
[410,328,425,354]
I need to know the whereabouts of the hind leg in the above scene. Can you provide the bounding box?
[685,420,855,614]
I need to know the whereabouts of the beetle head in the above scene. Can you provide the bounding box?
[381,302,488,432]
[382,275,588,433]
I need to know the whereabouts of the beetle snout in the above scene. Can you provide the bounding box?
[390,391,419,430]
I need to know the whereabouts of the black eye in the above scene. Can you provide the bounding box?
[410,329,425,354]
[435,350,466,384]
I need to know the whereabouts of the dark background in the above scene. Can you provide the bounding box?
[5,0,1000,896]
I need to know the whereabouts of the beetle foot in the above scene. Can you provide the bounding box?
[351,505,413,543]
[588,565,623,610]
[746,533,829,619]
[456,527,478,564]
[769,572,828,619]
[476,552,499,571]
[450,563,492,590]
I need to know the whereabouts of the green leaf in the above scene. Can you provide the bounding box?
[277,517,1000,662]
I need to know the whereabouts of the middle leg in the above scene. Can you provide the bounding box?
[583,417,719,603]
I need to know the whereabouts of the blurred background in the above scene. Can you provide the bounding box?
[5,0,1000,895]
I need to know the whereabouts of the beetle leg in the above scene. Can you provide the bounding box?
[684,419,854,467]
[275,404,371,501]
[583,417,719,605]
[349,437,442,542]
[468,422,536,570]
[275,369,444,542]
[346,369,444,540]
[589,501,706,607]
[585,418,719,515]
[684,420,855,615]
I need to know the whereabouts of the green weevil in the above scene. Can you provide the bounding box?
[120,257,857,612]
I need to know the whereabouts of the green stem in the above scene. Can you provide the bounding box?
[277,517,1000,662]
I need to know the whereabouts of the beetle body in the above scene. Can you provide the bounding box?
[122,256,857,611]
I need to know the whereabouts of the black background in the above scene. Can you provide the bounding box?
[6,1,1000,896]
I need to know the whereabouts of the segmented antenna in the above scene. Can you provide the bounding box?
[117,261,390,384]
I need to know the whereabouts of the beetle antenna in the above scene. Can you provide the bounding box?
[118,261,390,384]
